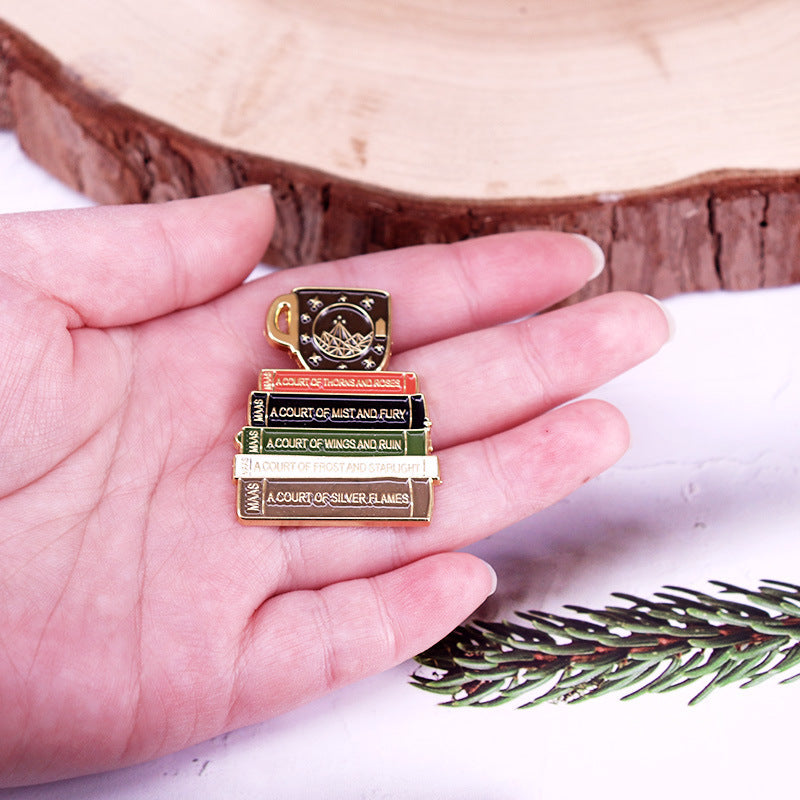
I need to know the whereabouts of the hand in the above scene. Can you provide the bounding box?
[0,188,670,785]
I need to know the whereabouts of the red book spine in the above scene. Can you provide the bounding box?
[259,370,418,395]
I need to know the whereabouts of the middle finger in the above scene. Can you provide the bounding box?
[394,290,670,449]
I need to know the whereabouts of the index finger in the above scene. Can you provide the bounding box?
[233,231,604,355]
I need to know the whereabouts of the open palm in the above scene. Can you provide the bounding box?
[0,188,669,786]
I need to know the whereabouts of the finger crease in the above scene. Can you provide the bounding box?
[481,435,518,514]
[366,577,401,665]
[313,591,340,692]
[450,245,486,330]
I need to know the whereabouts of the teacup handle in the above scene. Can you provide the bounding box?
[265,292,300,359]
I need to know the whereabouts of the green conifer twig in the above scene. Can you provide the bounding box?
[412,580,800,706]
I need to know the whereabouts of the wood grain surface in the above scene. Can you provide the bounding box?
[1,1,799,296]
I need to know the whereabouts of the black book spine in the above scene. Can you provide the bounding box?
[248,392,428,430]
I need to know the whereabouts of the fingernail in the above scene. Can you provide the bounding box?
[480,559,498,596]
[643,294,676,342]
[570,233,605,280]
[255,184,272,194]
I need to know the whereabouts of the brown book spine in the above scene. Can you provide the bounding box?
[236,477,434,524]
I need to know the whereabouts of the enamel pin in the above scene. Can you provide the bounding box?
[234,288,438,525]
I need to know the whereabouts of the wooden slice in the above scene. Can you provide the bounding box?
[1,1,799,297]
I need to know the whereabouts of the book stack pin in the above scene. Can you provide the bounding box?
[234,287,439,525]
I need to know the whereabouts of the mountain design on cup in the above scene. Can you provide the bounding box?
[315,314,373,360]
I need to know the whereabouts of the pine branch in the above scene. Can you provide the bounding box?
[412,579,800,707]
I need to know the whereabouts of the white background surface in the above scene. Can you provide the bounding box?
[2,130,800,798]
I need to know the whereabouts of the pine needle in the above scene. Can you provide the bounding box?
[412,580,800,707]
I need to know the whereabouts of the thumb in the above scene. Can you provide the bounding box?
[226,553,496,727]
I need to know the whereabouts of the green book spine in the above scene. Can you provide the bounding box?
[236,426,430,456]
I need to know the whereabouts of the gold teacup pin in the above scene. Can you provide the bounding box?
[266,287,391,371]
[234,288,438,525]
